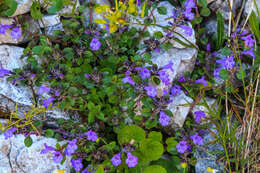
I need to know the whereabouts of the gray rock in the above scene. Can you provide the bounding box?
[203,18,228,36]
[209,0,242,20]
[167,91,193,127]
[12,0,33,16]
[45,23,64,35]
[0,45,79,123]
[0,134,71,173]
[244,0,260,17]
[82,0,111,27]
[39,15,60,28]
[151,48,197,94]
[194,126,224,173]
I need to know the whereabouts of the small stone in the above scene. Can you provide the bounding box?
[12,0,33,16]
[39,15,60,28]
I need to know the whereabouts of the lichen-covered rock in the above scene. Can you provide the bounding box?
[0,134,71,173]
[167,91,193,127]
[194,126,224,173]
[244,0,260,16]
[82,0,111,27]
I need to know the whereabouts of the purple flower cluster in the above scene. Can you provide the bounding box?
[158,70,170,86]
[241,34,255,48]
[241,48,255,59]
[84,130,98,142]
[144,85,157,98]
[171,84,181,96]
[4,128,17,140]
[159,111,171,126]
[195,76,208,87]
[190,133,203,145]
[180,25,193,36]
[0,68,10,78]
[0,25,22,39]
[125,152,138,167]
[216,56,235,70]
[37,85,51,95]
[111,153,122,167]
[140,67,151,79]
[42,97,54,109]
[122,75,135,85]
[71,158,83,172]
[176,140,188,153]
[194,111,205,123]
[64,139,78,156]
[40,143,55,154]
[184,0,196,20]
[53,152,63,164]
[90,38,101,51]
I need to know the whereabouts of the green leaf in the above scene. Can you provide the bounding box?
[157,6,167,15]
[2,0,18,16]
[165,137,178,153]
[216,11,225,50]
[198,0,208,8]
[118,125,145,145]
[140,139,164,161]
[48,0,63,14]
[148,131,162,142]
[24,136,33,147]
[236,68,246,80]
[219,69,230,80]
[96,165,104,173]
[143,165,167,173]
[45,129,54,138]
[88,112,95,124]
[30,1,43,19]
[200,8,211,17]
[32,46,44,55]
[153,31,164,40]
[249,11,260,42]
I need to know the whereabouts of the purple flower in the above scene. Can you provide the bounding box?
[190,133,203,145]
[198,129,206,135]
[53,152,63,164]
[125,152,138,167]
[135,67,142,71]
[162,61,174,72]
[140,67,151,79]
[171,84,181,96]
[154,48,161,53]
[241,48,255,59]
[122,75,135,85]
[159,111,171,126]
[0,68,10,78]
[85,130,98,142]
[180,25,193,36]
[206,43,210,52]
[187,144,193,152]
[40,143,55,154]
[183,9,195,20]
[37,85,51,95]
[4,128,17,140]
[84,30,90,34]
[144,85,157,98]
[176,140,188,153]
[213,68,221,78]
[216,56,235,70]
[71,158,83,172]
[42,97,54,109]
[241,34,255,48]
[90,38,101,51]
[194,111,205,123]
[10,26,22,39]
[195,76,208,87]
[163,89,168,96]
[111,153,122,167]
[178,76,186,82]
[85,73,90,79]
[65,139,78,156]
[55,90,60,96]
[158,70,170,86]
[185,0,196,10]
[0,24,11,34]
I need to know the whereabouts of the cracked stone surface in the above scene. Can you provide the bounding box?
[0,134,71,173]
[0,45,79,123]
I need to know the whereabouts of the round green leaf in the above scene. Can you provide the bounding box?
[45,129,54,138]
[143,165,167,173]
[201,8,211,17]
[219,69,230,80]
[140,139,164,161]
[118,125,145,145]
[157,6,167,15]
[148,131,162,142]
[24,136,33,147]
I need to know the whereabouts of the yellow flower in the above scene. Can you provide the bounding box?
[52,169,65,173]
[207,167,218,173]
[181,162,187,169]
